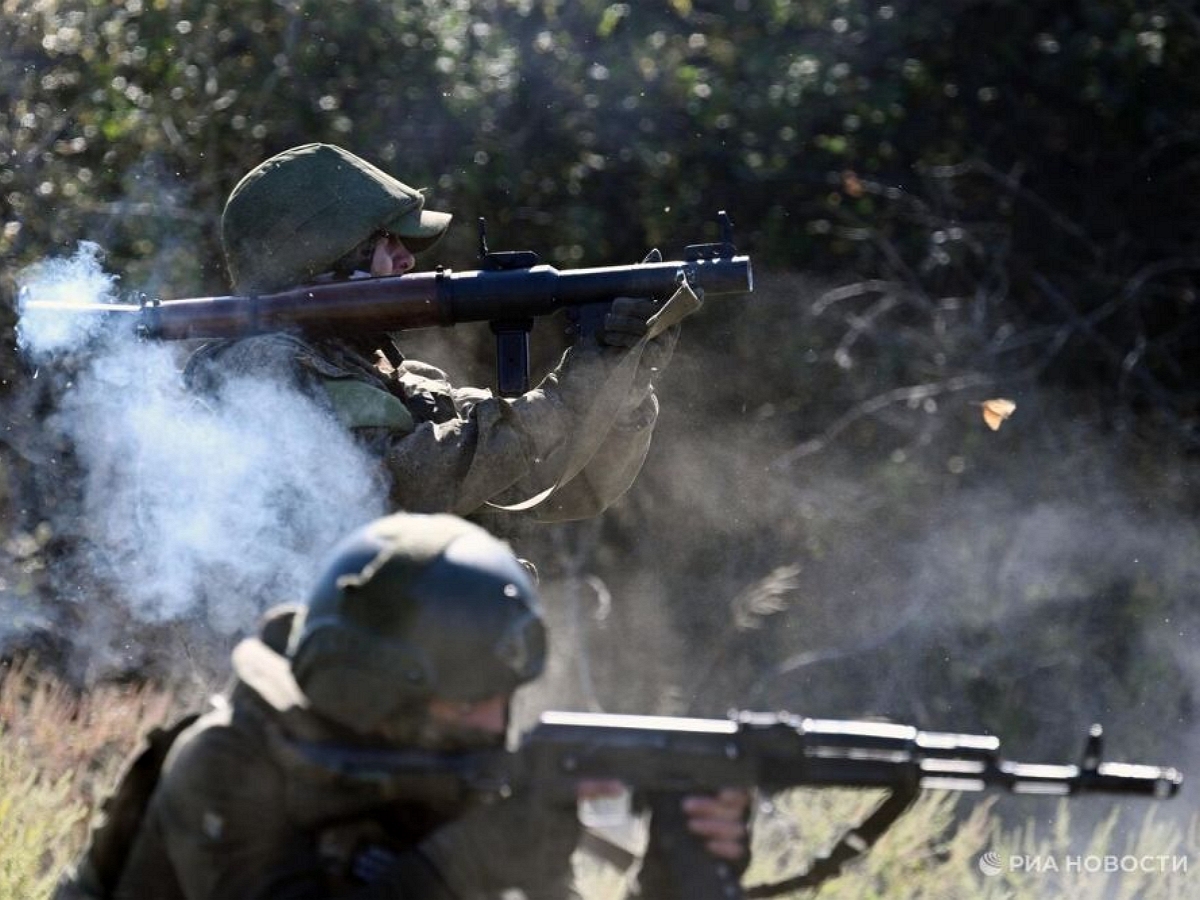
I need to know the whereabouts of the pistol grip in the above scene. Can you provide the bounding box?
[491,319,532,397]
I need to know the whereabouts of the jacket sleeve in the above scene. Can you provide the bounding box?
[529,391,657,523]
[380,345,657,520]
[186,334,658,521]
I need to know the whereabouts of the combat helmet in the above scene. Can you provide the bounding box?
[222,143,452,293]
[288,513,545,735]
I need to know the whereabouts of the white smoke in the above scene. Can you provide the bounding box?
[14,243,387,659]
[15,241,134,358]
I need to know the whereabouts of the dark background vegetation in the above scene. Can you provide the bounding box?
[2,0,1199,779]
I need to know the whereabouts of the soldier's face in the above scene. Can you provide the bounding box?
[427,693,509,736]
[395,692,510,752]
[370,234,416,276]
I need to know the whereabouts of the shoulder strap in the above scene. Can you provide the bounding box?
[744,786,918,898]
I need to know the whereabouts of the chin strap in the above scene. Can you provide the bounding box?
[745,786,919,898]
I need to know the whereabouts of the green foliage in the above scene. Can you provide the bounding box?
[4,0,1196,423]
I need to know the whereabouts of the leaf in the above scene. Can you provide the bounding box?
[732,564,801,631]
[979,398,1016,431]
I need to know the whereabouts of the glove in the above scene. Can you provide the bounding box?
[600,296,680,382]
[415,793,581,900]
[597,296,679,425]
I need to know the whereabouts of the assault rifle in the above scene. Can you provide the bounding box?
[21,213,753,396]
[284,710,1183,900]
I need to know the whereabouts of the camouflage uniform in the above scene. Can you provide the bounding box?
[188,142,676,525]
[111,623,480,899]
[183,332,660,524]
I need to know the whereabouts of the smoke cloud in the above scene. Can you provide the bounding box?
[15,241,130,358]
[12,243,387,672]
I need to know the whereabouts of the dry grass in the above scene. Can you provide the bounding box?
[0,735,87,899]
[0,657,180,898]
[576,789,1199,898]
[740,789,1198,899]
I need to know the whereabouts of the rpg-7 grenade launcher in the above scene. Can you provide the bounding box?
[22,213,753,397]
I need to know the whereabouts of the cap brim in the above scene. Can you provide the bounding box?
[386,207,452,253]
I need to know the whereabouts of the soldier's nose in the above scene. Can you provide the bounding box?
[371,236,416,276]
[391,247,415,273]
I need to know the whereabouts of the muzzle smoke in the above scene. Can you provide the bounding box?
[12,243,386,672]
[16,241,126,357]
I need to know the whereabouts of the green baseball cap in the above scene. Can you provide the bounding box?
[222,143,452,293]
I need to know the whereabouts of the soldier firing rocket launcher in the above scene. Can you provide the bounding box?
[19,213,753,397]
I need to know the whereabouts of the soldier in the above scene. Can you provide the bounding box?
[60,512,749,898]
[186,142,684,524]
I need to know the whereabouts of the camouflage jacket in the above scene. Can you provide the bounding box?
[57,616,682,900]
[183,333,657,525]
[110,635,498,899]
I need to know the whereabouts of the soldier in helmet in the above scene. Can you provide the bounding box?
[62,512,748,899]
[186,143,684,524]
